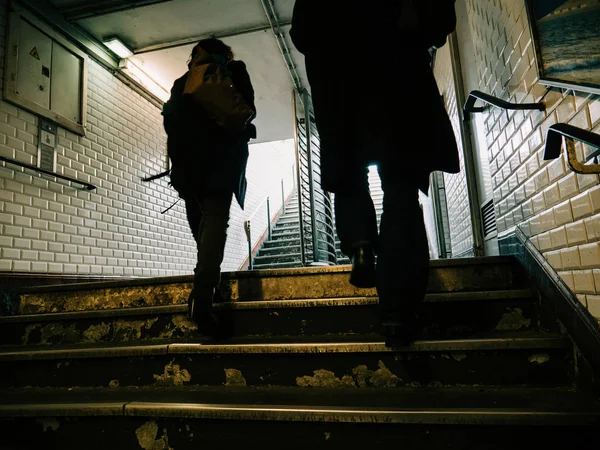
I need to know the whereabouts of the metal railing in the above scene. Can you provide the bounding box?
[543,124,600,174]
[463,90,545,119]
[243,177,291,269]
[293,89,336,266]
[0,155,96,190]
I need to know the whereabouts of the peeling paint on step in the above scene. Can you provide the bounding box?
[496,308,531,331]
[224,368,247,387]
[452,352,467,362]
[529,353,550,364]
[297,369,356,388]
[21,324,38,345]
[325,433,331,441]
[369,361,401,388]
[83,323,111,342]
[352,365,373,388]
[37,418,60,432]
[159,315,198,339]
[109,380,120,388]
[113,318,158,341]
[135,421,173,450]
[153,360,191,386]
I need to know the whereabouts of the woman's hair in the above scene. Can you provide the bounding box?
[190,38,234,63]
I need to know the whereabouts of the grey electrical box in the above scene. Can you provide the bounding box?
[4,9,87,135]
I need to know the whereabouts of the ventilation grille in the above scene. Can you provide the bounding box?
[482,199,497,237]
[38,145,55,172]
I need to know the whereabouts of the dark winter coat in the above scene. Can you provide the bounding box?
[163,60,256,208]
[290,0,460,193]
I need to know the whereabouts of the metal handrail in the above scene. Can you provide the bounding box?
[0,155,96,190]
[463,90,545,118]
[544,124,600,174]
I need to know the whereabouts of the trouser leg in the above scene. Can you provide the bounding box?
[376,169,430,323]
[333,167,378,257]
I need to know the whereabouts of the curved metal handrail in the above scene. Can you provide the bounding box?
[463,90,545,118]
[544,124,600,174]
[0,155,96,190]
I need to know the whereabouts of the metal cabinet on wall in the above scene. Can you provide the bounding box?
[3,8,87,135]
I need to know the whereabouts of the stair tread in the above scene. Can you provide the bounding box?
[1,386,598,425]
[0,289,535,324]
[0,332,566,360]
[13,256,520,295]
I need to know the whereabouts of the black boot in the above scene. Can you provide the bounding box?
[382,313,423,348]
[188,284,219,337]
[349,246,376,288]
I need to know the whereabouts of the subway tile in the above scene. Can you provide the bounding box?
[579,242,600,268]
[561,247,581,270]
[586,295,600,319]
[565,220,587,245]
[558,271,575,291]
[553,201,573,227]
[571,191,593,220]
[545,250,562,270]
[573,270,596,294]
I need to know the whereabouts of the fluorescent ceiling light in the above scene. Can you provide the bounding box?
[119,59,170,102]
[102,36,133,59]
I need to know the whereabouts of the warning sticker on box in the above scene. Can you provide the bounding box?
[29,47,40,60]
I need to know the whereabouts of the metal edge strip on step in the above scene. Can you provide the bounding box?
[0,403,126,417]
[0,344,169,360]
[0,289,534,324]
[0,298,379,323]
[0,336,566,361]
[1,402,597,426]
[14,256,518,295]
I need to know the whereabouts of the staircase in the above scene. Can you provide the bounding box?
[0,257,598,448]
[253,166,384,269]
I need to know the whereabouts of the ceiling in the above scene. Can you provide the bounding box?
[44,0,310,144]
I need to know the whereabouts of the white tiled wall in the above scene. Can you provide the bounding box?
[0,3,295,277]
[462,0,600,320]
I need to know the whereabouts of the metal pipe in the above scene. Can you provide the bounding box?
[464,90,545,120]
[449,32,485,257]
[267,197,272,240]
[292,90,306,265]
[244,220,252,270]
[431,172,448,259]
[260,0,303,92]
[0,156,96,191]
[134,21,292,54]
[62,0,174,21]
[281,178,285,213]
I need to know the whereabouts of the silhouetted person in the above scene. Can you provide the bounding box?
[162,38,256,338]
[290,1,460,345]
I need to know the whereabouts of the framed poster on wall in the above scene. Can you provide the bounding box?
[525,0,600,95]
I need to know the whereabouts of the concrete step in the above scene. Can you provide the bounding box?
[251,261,304,270]
[262,238,301,249]
[8,257,531,315]
[0,289,538,346]
[256,245,301,257]
[253,253,301,265]
[273,221,300,230]
[271,228,301,237]
[277,216,300,225]
[0,333,570,389]
[1,386,598,449]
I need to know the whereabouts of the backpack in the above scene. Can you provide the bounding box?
[182,52,255,133]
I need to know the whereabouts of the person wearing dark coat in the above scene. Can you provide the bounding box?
[162,38,256,337]
[290,0,460,346]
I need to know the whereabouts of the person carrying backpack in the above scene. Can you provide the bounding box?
[290,0,460,346]
[162,38,257,338]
